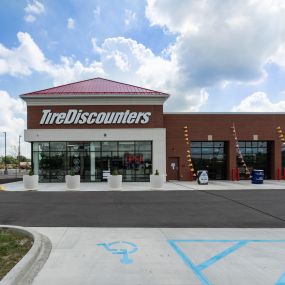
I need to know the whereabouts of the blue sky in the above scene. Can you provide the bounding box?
[1,0,285,156]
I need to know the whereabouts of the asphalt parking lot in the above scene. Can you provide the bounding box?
[0,190,285,227]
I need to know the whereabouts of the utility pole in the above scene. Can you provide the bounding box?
[3,132,7,174]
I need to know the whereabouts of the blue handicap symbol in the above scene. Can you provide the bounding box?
[97,241,138,264]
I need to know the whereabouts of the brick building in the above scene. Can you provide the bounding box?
[20,77,285,182]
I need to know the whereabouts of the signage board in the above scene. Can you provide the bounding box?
[40,109,152,125]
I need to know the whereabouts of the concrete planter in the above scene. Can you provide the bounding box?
[150,175,164,189]
[23,175,39,191]
[65,175,80,190]
[108,175,122,189]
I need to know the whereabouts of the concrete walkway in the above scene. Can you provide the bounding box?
[3,180,285,191]
[30,227,285,285]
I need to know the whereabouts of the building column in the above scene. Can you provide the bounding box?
[274,140,281,179]
[228,139,236,180]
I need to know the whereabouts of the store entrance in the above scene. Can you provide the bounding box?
[100,155,111,181]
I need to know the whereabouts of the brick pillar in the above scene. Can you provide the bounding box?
[273,140,282,179]
[228,139,236,180]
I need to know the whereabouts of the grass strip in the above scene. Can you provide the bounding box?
[0,229,33,280]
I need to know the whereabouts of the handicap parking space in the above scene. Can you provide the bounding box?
[31,228,285,285]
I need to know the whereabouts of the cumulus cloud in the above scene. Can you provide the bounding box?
[146,0,285,87]
[0,91,29,157]
[90,36,206,111]
[232,92,285,112]
[67,18,75,29]
[0,32,104,85]
[24,0,45,22]
[124,9,136,27]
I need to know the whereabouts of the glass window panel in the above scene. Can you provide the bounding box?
[252,148,258,154]
[38,152,50,178]
[252,142,258,147]
[135,141,151,151]
[67,142,85,151]
[214,142,224,147]
[191,154,201,159]
[102,141,117,151]
[191,148,201,155]
[90,142,101,150]
[246,142,252,147]
[239,142,245,147]
[213,148,223,155]
[50,142,66,151]
[50,152,66,174]
[119,141,135,152]
[202,142,213,147]
[258,141,267,148]
[191,142,201,147]
[202,154,213,160]
[244,148,251,154]
[202,148,212,154]
[34,142,49,152]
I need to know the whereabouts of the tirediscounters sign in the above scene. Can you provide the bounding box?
[40,109,152,125]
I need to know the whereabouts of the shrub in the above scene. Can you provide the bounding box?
[28,170,34,176]
[155,169,159,175]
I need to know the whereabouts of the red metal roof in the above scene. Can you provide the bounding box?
[23,77,168,96]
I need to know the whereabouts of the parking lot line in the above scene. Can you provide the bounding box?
[169,239,285,285]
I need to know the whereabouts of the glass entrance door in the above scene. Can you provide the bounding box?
[100,152,111,181]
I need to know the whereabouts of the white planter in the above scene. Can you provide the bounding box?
[108,175,122,189]
[23,175,39,190]
[65,175,80,190]
[150,175,164,189]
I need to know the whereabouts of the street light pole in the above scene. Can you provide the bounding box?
[3,132,7,175]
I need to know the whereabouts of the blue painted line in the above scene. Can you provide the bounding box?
[197,241,248,271]
[168,239,285,285]
[170,239,285,243]
[276,272,285,285]
[168,240,212,285]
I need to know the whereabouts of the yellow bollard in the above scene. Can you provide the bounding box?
[0,185,5,191]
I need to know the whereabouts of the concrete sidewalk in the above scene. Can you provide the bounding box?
[30,227,285,285]
[3,179,285,191]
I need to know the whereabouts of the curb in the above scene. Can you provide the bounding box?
[0,225,52,285]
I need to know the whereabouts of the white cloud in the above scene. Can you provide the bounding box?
[24,0,45,22]
[232,92,285,112]
[90,36,207,111]
[0,32,104,85]
[67,18,75,30]
[0,91,30,157]
[25,0,45,14]
[146,0,285,88]
[93,6,101,17]
[124,9,136,27]
[91,38,103,54]
[24,14,36,23]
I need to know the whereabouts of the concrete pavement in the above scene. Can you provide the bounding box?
[30,227,285,285]
[3,180,285,191]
